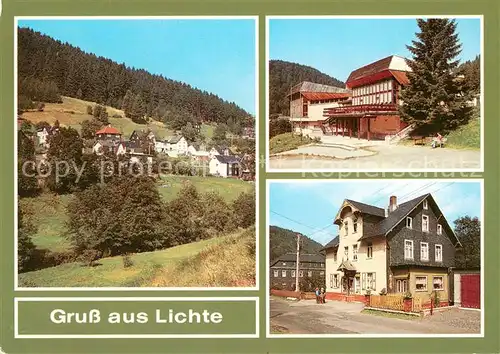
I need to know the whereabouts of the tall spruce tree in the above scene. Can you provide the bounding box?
[399,19,472,133]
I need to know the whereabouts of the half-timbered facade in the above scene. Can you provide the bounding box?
[323,194,461,304]
[323,55,412,140]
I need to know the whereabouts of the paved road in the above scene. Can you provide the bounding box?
[270,298,481,335]
[269,144,481,170]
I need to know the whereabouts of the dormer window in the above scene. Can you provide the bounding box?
[353,218,358,233]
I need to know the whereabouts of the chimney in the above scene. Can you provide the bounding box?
[388,195,398,213]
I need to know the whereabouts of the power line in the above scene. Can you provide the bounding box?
[398,182,438,203]
[270,210,337,238]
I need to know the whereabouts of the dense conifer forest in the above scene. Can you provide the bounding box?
[17,27,253,128]
[268,59,345,116]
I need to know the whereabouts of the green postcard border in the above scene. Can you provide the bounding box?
[1,0,499,353]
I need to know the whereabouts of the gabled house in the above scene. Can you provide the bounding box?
[208,155,240,178]
[95,125,122,141]
[209,146,231,158]
[323,194,461,304]
[155,135,188,155]
[270,253,326,291]
[129,130,155,144]
[323,55,412,140]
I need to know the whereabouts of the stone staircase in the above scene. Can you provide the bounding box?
[386,123,416,144]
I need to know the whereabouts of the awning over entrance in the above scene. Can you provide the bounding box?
[337,260,356,272]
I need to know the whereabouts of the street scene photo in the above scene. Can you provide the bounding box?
[268,180,482,335]
[16,18,257,288]
[267,17,482,171]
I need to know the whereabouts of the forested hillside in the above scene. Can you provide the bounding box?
[269,225,324,261]
[17,27,253,130]
[269,60,345,115]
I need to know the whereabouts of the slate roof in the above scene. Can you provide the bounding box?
[345,199,385,218]
[358,194,429,240]
[288,81,349,96]
[214,155,240,164]
[270,253,325,266]
[321,236,339,251]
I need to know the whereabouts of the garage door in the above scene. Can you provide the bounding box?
[460,274,480,309]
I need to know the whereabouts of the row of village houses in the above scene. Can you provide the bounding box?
[30,123,253,179]
[270,193,481,309]
[285,55,480,141]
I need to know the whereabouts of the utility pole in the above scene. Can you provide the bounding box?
[295,233,301,292]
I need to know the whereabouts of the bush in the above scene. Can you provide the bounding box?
[37,102,45,112]
[79,249,102,267]
[403,291,413,299]
[269,118,292,138]
[269,133,314,154]
[122,254,134,268]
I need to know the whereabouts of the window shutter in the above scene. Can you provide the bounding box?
[373,272,376,290]
[362,273,366,290]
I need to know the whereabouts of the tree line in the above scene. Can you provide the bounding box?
[268,59,345,116]
[18,27,254,130]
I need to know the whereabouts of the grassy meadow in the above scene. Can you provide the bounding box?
[21,176,252,253]
[269,132,316,154]
[19,227,255,288]
[21,96,215,141]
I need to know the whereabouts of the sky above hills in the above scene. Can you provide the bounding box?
[19,19,256,114]
[269,17,481,81]
[269,181,482,246]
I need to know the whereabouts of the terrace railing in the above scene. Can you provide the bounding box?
[323,104,398,117]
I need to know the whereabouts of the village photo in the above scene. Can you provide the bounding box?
[268,180,482,335]
[267,17,482,171]
[16,17,257,288]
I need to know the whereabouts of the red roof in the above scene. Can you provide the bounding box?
[346,56,393,86]
[96,126,121,135]
[346,55,410,89]
[301,92,351,101]
[390,70,410,85]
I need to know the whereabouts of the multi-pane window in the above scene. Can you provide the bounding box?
[291,270,296,278]
[344,246,349,260]
[420,242,429,261]
[396,279,408,293]
[423,200,428,209]
[273,270,278,277]
[367,242,373,259]
[281,270,287,277]
[406,217,412,229]
[435,244,443,262]
[333,274,339,288]
[404,240,414,259]
[353,218,358,233]
[366,272,376,290]
[299,270,304,277]
[353,244,358,261]
[422,215,429,232]
[433,276,444,290]
[437,224,442,235]
[416,276,428,291]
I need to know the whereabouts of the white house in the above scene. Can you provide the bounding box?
[156,135,188,155]
[36,127,50,148]
[209,155,240,178]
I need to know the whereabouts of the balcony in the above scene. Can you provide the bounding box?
[323,104,398,118]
